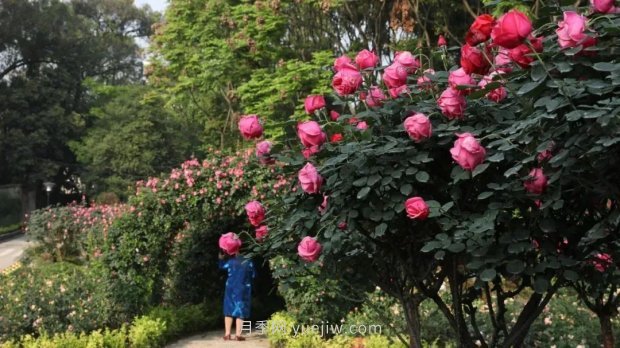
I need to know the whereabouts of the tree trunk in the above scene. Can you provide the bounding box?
[599,314,615,348]
[402,297,423,348]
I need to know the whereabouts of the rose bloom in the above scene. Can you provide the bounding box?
[297,121,326,148]
[466,14,495,45]
[301,145,320,159]
[537,149,553,162]
[365,86,386,107]
[524,168,548,195]
[330,110,340,121]
[448,68,475,94]
[494,48,513,72]
[238,114,263,139]
[333,55,353,72]
[591,0,619,14]
[355,49,379,69]
[298,162,323,194]
[417,69,435,89]
[389,85,409,99]
[394,51,420,73]
[437,87,467,119]
[255,140,274,164]
[405,197,430,220]
[383,63,408,88]
[460,44,491,75]
[478,74,507,103]
[508,36,543,69]
[219,232,242,255]
[450,133,486,171]
[298,236,322,262]
[304,95,326,114]
[255,225,269,241]
[437,34,447,47]
[330,133,343,143]
[332,65,363,95]
[556,11,597,50]
[491,10,532,49]
[245,200,266,226]
[356,121,368,131]
[403,113,432,142]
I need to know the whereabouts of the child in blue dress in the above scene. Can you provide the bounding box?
[219,250,256,341]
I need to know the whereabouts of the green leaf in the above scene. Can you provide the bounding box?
[448,242,465,253]
[352,177,367,187]
[593,62,620,72]
[480,269,497,282]
[563,270,579,281]
[415,171,430,183]
[531,64,546,82]
[357,187,371,200]
[487,152,504,162]
[506,260,525,274]
[368,174,381,186]
[504,164,522,177]
[533,277,549,294]
[477,191,493,200]
[374,223,387,237]
[400,184,413,196]
[517,81,541,95]
[472,163,489,177]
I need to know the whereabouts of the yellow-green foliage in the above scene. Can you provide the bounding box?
[266,311,297,348]
[323,335,353,348]
[286,329,323,348]
[128,316,166,348]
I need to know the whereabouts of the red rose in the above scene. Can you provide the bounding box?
[330,133,343,143]
[460,44,491,75]
[437,35,447,47]
[465,14,495,46]
[491,10,532,49]
[508,36,543,69]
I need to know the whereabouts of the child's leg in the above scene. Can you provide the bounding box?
[224,316,233,336]
[235,317,245,337]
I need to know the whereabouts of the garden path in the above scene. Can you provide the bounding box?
[0,234,28,271]
[166,330,269,348]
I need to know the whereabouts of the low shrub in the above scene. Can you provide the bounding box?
[128,316,166,348]
[266,311,297,348]
[0,224,21,236]
[145,303,218,342]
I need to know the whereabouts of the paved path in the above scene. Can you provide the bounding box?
[0,234,29,271]
[166,330,269,348]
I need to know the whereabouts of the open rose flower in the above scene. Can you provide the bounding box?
[417,69,435,89]
[245,200,266,226]
[478,74,507,103]
[438,87,467,119]
[491,10,532,49]
[297,121,327,148]
[364,86,386,107]
[255,225,269,241]
[356,121,368,131]
[219,232,242,255]
[298,236,322,262]
[383,63,408,89]
[460,44,491,75]
[255,140,274,164]
[332,65,363,95]
[304,95,326,114]
[450,133,486,170]
[591,0,619,14]
[448,68,475,94]
[466,14,495,45]
[494,48,513,73]
[405,197,430,220]
[556,11,597,50]
[298,162,323,194]
[524,168,548,195]
[394,51,420,73]
[238,114,263,140]
[404,113,432,142]
[334,55,353,72]
[355,49,379,70]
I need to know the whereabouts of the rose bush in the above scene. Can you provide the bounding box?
[253,2,620,347]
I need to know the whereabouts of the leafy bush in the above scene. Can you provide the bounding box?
[287,329,324,348]
[145,304,218,342]
[266,311,297,348]
[128,316,166,348]
[0,192,22,227]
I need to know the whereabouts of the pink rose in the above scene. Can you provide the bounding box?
[334,55,353,72]
[556,11,597,50]
[302,146,320,159]
[591,253,613,272]
[356,121,368,131]
[245,200,266,226]
[318,195,328,214]
[537,149,553,163]
[448,68,475,94]
[450,133,486,171]
[460,44,491,75]
[304,95,326,114]
[478,74,507,103]
[591,0,619,13]
[355,49,379,70]
[389,85,409,99]
[297,121,327,148]
[219,232,242,255]
[332,66,363,96]
[330,110,340,121]
[394,51,420,73]
[364,86,386,107]
[437,35,447,47]
[238,114,263,140]
[255,225,269,241]
[298,163,323,194]
[405,197,430,220]
[524,168,548,195]
[298,236,322,262]
[491,10,533,49]
[437,88,467,120]
[255,140,274,164]
[337,221,347,230]
[383,63,408,89]
[417,69,435,89]
[403,113,432,142]
[494,48,513,72]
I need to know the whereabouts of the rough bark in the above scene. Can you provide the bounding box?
[599,314,615,348]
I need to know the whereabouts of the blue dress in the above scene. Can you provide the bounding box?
[219,256,256,319]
